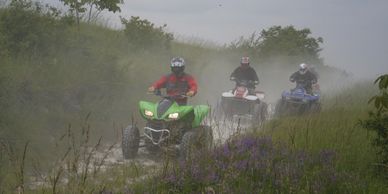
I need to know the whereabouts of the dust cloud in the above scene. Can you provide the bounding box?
[190,55,356,110]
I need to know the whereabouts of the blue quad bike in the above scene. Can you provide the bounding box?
[275,83,321,117]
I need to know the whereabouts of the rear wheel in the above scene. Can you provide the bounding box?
[198,125,214,150]
[309,102,321,113]
[121,125,140,159]
[253,102,267,126]
[180,126,213,160]
[220,96,230,118]
[180,131,195,160]
[274,99,285,117]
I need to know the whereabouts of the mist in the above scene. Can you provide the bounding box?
[191,58,355,110]
[36,0,388,78]
[1,1,387,192]
[107,0,387,79]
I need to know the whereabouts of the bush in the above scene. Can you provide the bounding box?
[0,0,72,59]
[121,16,173,51]
[229,25,323,65]
[362,74,388,177]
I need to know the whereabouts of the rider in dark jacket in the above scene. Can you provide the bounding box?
[289,63,318,94]
[230,56,259,93]
[148,57,197,105]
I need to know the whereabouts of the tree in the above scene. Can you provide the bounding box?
[230,25,324,64]
[121,16,174,51]
[60,0,123,26]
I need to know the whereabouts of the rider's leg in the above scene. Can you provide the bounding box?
[176,100,187,106]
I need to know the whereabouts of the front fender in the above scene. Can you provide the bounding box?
[139,101,157,119]
[192,105,210,128]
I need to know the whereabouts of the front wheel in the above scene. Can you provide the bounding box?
[122,125,140,159]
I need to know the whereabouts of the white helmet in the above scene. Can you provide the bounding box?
[170,57,185,67]
[240,56,250,66]
[170,57,185,76]
[299,63,308,74]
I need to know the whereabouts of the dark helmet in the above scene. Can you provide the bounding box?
[240,56,250,68]
[170,57,185,76]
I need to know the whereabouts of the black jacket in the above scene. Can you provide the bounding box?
[230,66,259,83]
[289,70,317,86]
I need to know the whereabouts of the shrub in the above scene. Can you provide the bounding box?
[0,0,72,59]
[362,74,388,176]
[121,16,173,51]
[229,25,323,65]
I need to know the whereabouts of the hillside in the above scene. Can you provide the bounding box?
[2,1,384,193]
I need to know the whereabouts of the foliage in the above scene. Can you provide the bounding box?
[369,75,388,112]
[121,16,174,51]
[1,0,387,192]
[0,0,70,59]
[362,74,388,176]
[60,0,123,24]
[230,25,324,64]
[0,0,127,153]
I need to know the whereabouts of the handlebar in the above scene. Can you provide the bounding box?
[230,77,258,85]
[148,89,189,99]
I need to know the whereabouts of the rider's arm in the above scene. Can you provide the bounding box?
[289,72,298,82]
[310,72,318,84]
[230,67,239,80]
[152,75,168,89]
[250,68,259,83]
[186,75,198,96]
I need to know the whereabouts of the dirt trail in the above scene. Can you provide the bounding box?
[28,107,274,191]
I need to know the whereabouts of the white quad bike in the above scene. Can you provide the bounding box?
[220,79,268,127]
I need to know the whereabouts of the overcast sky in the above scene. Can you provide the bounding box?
[42,0,388,78]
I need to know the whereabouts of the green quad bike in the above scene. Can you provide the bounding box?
[122,91,213,160]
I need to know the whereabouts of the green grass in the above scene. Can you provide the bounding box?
[58,81,387,194]
[1,2,386,193]
[259,82,388,193]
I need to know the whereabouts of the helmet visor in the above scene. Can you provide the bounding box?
[171,67,184,75]
[299,68,307,74]
[171,61,184,67]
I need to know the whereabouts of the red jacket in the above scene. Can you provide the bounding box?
[152,73,198,104]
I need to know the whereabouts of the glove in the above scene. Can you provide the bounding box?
[148,86,155,93]
[186,90,195,97]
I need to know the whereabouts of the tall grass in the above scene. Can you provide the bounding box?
[109,81,388,193]
[1,1,383,193]
[259,81,388,192]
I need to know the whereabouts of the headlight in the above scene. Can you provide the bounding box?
[145,110,154,117]
[168,113,179,119]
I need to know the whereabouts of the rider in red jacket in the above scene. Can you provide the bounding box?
[148,57,198,105]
